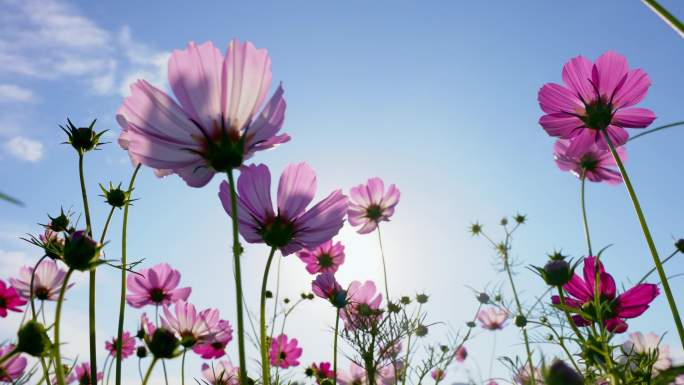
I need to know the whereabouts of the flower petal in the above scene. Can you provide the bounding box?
[612,108,656,128]
[562,55,595,103]
[277,163,316,220]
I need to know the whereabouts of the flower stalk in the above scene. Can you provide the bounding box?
[260,247,277,385]
[53,268,74,385]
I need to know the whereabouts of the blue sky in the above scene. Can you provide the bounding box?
[1,1,684,384]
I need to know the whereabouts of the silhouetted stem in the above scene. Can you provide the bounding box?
[628,121,684,142]
[333,308,340,385]
[260,247,277,385]
[142,358,158,385]
[580,172,592,256]
[53,269,74,385]
[377,225,390,301]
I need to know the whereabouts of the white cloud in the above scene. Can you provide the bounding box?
[0,84,36,103]
[4,136,43,162]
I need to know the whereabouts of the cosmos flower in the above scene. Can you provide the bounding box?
[454,346,467,363]
[513,364,542,385]
[117,39,289,187]
[193,319,233,359]
[10,259,72,301]
[476,307,509,331]
[340,280,383,330]
[551,256,659,333]
[538,51,655,150]
[312,273,347,308]
[348,178,400,234]
[126,263,191,308]
[104,331,136,359]
[337,363,367,385]
[0,280,26,317]
[0,344,26,382]
[66,362,103,385]
[431,369,446,381]
[377,361,403,385]
[309,362,334,384]
[201,360,240,385]
[269,334,302,369]
[553,139,626,184]
[218,163,348,256]
[297,240,345,274]
[622,332,671,373]
[161,301,220,347]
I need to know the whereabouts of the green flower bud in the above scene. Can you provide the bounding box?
[416,294,429,304]
[477,292,490,304]
[46,209,70,232]
[415,324,428,337]
[63,230,102,271]
[17,320,51,357]
[514,315,527,328]
[136,346,148,358]
[60,119,106,154]
[147,329,179,359]
[400,296,411,305]
[100,183,129,208]
[676,239,684,253]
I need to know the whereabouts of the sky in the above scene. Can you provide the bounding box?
[1,0,684,384]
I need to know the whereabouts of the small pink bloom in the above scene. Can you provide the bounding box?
[192,319,233,359]
[622,332,671,373]
[377,361,403,385]
[454,345,467,362]
[140,312,156,337]
[126,263,191,308]
[66,362,103,385]
[538,51,656,149]
[476,307,509,331]
[201,360,239,385]
[117,39,289,187]
[348,178,400,234]
[104,331,136,359]
[269,334,302,369]
[553,139,626,185]
[310,361,334,384]
[161,301,220,347]
[297,240,345,274]
[337,363,367,385]
[0,280,26,317]
[218,163,348,256]
[0,344,27,382]
[340,280,383,330]
[312,273,347,308]
[513,364,541,385]
[10,259,72,301]
[431,369,445,381]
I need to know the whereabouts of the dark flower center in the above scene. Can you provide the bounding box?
[0,297,6,308]
[193,120,245,172]
[211,341,224,349]
[35,287,50,300]
[317,254,334,268]
[260,217,295,248]
[365,204,383,221]
[279,351,287,360]
[581,99,614,131]
[180,331,197,348]
[149,288,166,303]
[579,153,599,172]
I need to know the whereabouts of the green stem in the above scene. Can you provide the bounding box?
[377,225,390,301]
[141,358,158,385]
[557,289,585,343]
[642,0,684,38]
[260,247,277,385]
[227,170,248,385]
[78,154,93,232]
[603,130,684,349]
[115,164,141,385]
[628,121,684,142]
[0,347,18,365]
[53,269,74,385]
[333,308,340,385]
[99,208,115,244]
[639,250,678,284]
[580,172,593,256]
[181,350,187,385]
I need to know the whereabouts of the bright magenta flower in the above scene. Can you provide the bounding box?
[454,345,467,363]
[10,260,72,301]
[337,363,367,385]
[201,360,239,385]
[126,263,191,308]
[0,280,25,317]
[67,362,103,385]
[476,307,509,331]
[104,331,136,359]
[348,178,400,234]
[340,280,383,330]
[193,319,233,359]
[269,334,302,369]
[161,301,220,347]
[553,139,626,185]
[297,239,345,274]
[431,369,446,381]
[117,39,288,187]
[551,256,659,333]
[310,362,334,384]
[218,163,348,256]
[538,51,655,150]
[0,344,26,382]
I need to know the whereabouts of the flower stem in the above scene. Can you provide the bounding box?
[377,225,390,301]
[181,349,187,385]
[642,0,684,38]
[0,346,18,365]
[53,268,74,385]
[333,308,340,385]
[260,247,277,385]
[557,289,585,343]
[580,172,593,256]
[115,164,141,385]
[141,358,158,385]
[227,170,248,385]
[29,255,49,319]
[628,121,684,142]
[603,130,684,349]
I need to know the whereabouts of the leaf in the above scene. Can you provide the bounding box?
[652,365,684,385]
[0,190,23,206]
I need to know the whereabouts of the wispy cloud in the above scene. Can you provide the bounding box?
[3,136,44,162]
[0,84,36,103]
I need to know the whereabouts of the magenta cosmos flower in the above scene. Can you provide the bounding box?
[551,256,659,333]
[454,346,467,363]
[297,239,345,274]
[10,260,72,301]
[340,280,383,330]
[310,362,334,384]
[476,307,509,331]
[431,369,446,381]
[104,331,136,359]
[0,344,26,382]
[161,301,220,348]
[348,178,400,234]
[538,51,655,150]
[126,263,191,308]
[269,334,302,369]
[218,163,348,255]
[193,319,233,359]
[202,360,239,385]
[67,362,103,385]
[337,363,367,385]
[117,39,288,187]
[0,280,25,317]
[312,273,347,308]
[553,139,626,185]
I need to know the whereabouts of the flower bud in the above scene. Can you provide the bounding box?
[416,294,429,304]
[400,296,411,305]
[100,183,129,208]
[387,302,401,313]
[136,346,148,358]
[415,324,428,337]
[514,214,527,224]
[46,209,70,232]
[265,290,273,299]
[476,292,490,304]
[542,259,573,286]
[17,320,51,357]
[147,329,179,359]
[514,315,527,328]
[61,119,106,154]
[468,223,482,236]
[63,230,102,271]
[545,360,583,385]
[500,217,508,226]
[676,239,684,253]
[466,321,476,328]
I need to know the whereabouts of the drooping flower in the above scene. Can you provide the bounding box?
[538,51,655,150]
[117,39,289,187]
[104,331,136,359]
[431,369,446,381]
[161,301,219,347]
[0,280,26,317]
[126,263,191,308]
[193,319,233,359]
[551,256,659,333]
[269,334,302,369]
[337,363,367,385]
[312,273,347,308]
[66,362,103,385]
[454,345,467,363]
[340,280,383,330]
[622,332,671,373]
[218,163,348,256]
[476,307,509,331]
[348,178,400,234]
[553,139,626,184]
[201,360,240,385]
[297,240,345,274]
[0,344,27,382]
[10,260,72,301]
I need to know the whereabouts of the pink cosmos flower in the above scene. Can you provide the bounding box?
[269,334,302,369]
[117,39,289,187]
[161,301,220,347]
[10,259,72,301]
[337,363,367,385]
[514,364,542,385]
[622,332,671,372]
[476,307,509,331]
[0,344,26,382]
[340,280,383,330]
[297,240,345,274]
[104,331,136,359]
[66,362,103,385]
[201,360,239,385]
[377,361,403,385]
[126,263,191,308]
[310,362,334,384]
[312,273,348,309]
[218,163,348,256]
[454,345,467,363]
[538,51,655,150]
[553,139,626,185]
[193,319,233,359]
[140,312,156,337]
[348,178,400,234]
[431,369,446,381]
[0,280,26,317]
[551,256,659,333]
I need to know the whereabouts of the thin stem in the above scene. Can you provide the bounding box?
[642,0,684,38]
[181,349,187,385]
[29,255,49,320]
[115,163,140,385]
[53,269,74,385]
[78,153,93,232]
[0,347,18,365]
[227,170,248,385]
[580,172,593,256]
[377,225,390,301]
[260,247,277,385]
[639,250,679,284]
[161,359,169,385]
[99,207,115,244]
[488,332,496,380]
[141,358,158,385]
[628,121,684,142]
[269,257,282,338]
[603,130,684,349]
[557,289,585,343]
[333,308,340,385]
